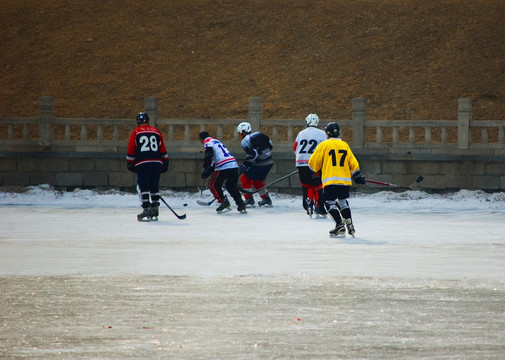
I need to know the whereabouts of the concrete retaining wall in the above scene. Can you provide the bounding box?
[2,151,505,192]
[2,96,505,193]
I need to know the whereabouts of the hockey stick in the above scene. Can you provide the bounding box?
[198,179,207,195]
[239,169,299,195]
[197,198,216,206]
[365,175,424,190]
[160,197,187,220]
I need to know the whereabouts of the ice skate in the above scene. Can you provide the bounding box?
[258,194,272,207]
[329,223,346,238]
[343,218,355,237]
[306,198,313,217]
[315,207,327,219]
[307,206,313,217]
[149,205,159,221]
[237,199,247,213]
[216,197,231,214]
[244,197,255,208]
[137,207,151,222]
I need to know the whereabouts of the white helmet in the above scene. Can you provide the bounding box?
[305,113,319,127]
[236,122,252,134]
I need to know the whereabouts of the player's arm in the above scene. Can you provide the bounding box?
[346,146,364,184]
[203,147,214,169]
[308,142,324,173]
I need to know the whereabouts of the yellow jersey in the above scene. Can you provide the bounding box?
[308,138,360,187]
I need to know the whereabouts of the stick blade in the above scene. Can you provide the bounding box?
[160,197,187,220]
[197,199,214,206]
[238,187,252,195]
[408,175,424,190]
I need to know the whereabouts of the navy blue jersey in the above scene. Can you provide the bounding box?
[240,132,273,163]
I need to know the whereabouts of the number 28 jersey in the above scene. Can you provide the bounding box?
[293,127,328,167]
[126,124,168,167]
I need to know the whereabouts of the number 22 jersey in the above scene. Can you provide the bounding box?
[293,127,327,167]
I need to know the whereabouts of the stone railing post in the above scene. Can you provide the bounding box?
[248,97,262,132]
[145,97,158,128]
[352,98,366,148]
[39,96,54,146]
[458,98,472,149]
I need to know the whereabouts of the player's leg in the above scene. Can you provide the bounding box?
[240,174,255,206]
[336,186,355,237]
[148,167,162,220]
[324,185,345,237]
[225,168,246,212]
[209,170,226,203]
[136,170,152,221]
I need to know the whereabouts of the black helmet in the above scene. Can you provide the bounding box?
[136,112,149,124]
[325,122,340,138]
[198,131,210,140]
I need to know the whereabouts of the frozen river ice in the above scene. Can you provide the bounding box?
[1,187,505,359]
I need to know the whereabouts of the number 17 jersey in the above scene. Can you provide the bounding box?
[293,126,328,167]
[308,138,360,187]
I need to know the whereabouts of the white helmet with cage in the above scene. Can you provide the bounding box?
[236,122,252,134]
[305,113,319,127]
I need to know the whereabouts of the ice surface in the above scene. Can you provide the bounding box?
[1,186,504,279]
[1,186,505,359]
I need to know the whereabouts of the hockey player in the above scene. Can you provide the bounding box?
[308,122,365,238]
[293,113,328,217]
[126,112,169,221]
[236,122,274,207]
[198,131,246,214]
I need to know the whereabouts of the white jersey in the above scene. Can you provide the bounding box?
[203,137,238,170]
[293,126,327,167]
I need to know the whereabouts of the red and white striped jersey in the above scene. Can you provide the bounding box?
[203,137,238,170]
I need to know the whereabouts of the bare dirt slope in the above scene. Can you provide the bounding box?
[1,0,504,121]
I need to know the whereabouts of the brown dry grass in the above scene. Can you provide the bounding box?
[1,0,504,123]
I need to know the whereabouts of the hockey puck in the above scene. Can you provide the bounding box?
[183,203,188,206]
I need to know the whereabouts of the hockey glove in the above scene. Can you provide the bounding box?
[127,162,137,173]
[239,161,252,175]
[352,170,365,185]
[161,160,169,173]
[201,167,214,179]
